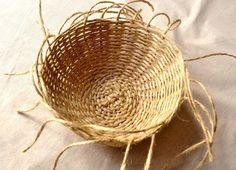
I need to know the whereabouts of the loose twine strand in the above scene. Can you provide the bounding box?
[52,140,101,170]
[22,119,70,153]
[3,0,236,170]
[144,135,156,170]
[185,70,213,162]
[184,53,236,62]
[120,141,133,170]
[17,101,41,114]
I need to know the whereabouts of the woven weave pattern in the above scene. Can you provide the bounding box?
[34,1,185,146]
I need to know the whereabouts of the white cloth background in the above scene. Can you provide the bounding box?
[0,0,236,170]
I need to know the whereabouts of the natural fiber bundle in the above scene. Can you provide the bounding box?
[9,0,235,170]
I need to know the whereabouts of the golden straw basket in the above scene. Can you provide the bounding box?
[35,0,183,147]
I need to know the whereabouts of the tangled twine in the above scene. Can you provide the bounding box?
[5,0,236,169]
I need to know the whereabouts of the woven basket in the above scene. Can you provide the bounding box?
[16,1,222,169]
[34,1,185,147]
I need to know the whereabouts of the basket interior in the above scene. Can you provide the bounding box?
[40,19,184,135]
